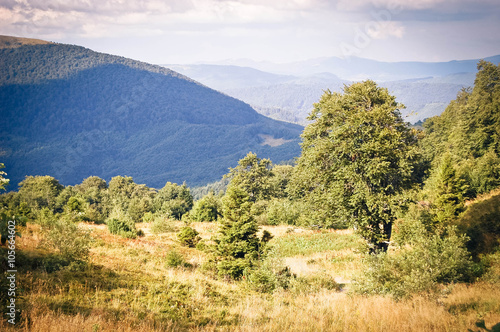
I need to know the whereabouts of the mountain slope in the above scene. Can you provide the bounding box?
[0,36,302,188]
[167,63,478,124]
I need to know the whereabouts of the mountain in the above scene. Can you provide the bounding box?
[204,55,500,81]
[168,55,500,125]
[0,36,303,189]
[165,62,480,124]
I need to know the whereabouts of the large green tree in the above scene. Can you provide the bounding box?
[291,81,421,251]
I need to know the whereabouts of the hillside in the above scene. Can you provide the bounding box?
[166,63,479,124]
[0,36,302,188]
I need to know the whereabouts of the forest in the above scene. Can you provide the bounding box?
[0,60,499,331]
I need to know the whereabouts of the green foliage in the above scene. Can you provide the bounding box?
[177,226,201,248]
[291,81,422,251]
[74,176,109,223]
[215,186,268,279]
[106,218,138,239]
[424,153,468,228]
[422,61,500,196]
[43,219,93,262]
[353,226,476,299]
[243,248,296,293]
[457,191,500,258]
[150,215,177,234]
[265,198,302,226]
[190,191,221,222]
[108,176,155,222]
[166,250,192,268]
[18,175,64,215]
[225,152,274,203]
[0,163,8,191]
[154,182,193,220]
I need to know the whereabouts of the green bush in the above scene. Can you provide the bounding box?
[353,226,476,299]
[43,219,93,262]
[166,250,192,268]
[178,226,201,248]
[106,218,138,238]
[266,198,301,226]
[150,216,177,234]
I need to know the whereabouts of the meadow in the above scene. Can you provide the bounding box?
[2,220,499,331]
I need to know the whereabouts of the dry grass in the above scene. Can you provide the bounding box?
[2,221,499,331]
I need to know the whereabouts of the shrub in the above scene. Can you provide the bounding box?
[178,226,201,248]
[266,198,301,226]
[353,226,476,299]
[150,216,177,234]
[106,218,138,238]
[43,219,93,262]
[243,248,294,293]
[166,250,191,268]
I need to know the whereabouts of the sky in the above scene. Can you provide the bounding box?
[1,0,499,65]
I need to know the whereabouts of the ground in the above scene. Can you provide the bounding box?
[1,220,499,331]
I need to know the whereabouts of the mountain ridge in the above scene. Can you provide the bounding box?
[0,36,302,189]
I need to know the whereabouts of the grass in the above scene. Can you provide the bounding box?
[1,221,499,331]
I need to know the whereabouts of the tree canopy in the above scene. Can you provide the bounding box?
[290,80,421,251]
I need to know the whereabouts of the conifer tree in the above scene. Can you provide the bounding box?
[215,186,268,279]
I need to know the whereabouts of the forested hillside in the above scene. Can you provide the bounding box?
[0,36,302,188]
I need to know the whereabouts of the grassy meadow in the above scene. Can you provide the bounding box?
[1,220,499,331]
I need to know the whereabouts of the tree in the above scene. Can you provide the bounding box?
[190,191,221,222]
[291,81,421,252]
[215,186,269,279]
[426,154,468,228]
[224,152,273,202]
[18,175,64,214]
[153,182,193,220]
[422,61,500,196]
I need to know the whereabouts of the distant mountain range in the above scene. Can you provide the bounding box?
[0,35,302,189]
[166,55,498,124]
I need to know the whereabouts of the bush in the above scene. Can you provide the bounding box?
[165,250,192,268]
[266,198,301,226]
[106,218,138,238]
[43,219,93,262]
[178,226,201,248]
[244,249,295,293]
[353,226,476,299]
[150,216,177,234]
